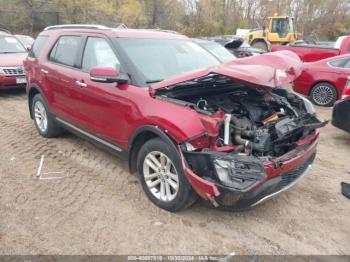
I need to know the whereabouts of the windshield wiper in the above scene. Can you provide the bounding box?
[0,52,19,54]
[146,79,163,84]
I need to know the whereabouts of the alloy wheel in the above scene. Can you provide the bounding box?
[312,85,335,106]
[143,151,179,202]
[34,100,48,133]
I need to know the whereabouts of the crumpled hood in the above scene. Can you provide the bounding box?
[151,51,303,91]
[0,52,27,67]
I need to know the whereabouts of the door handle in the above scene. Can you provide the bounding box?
[75,80,87,88]
[41,69,48,74]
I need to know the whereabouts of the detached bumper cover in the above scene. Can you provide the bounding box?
[182,131,318,209]
[215,153,315,209]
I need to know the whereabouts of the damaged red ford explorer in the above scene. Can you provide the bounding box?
[24,25,327,212]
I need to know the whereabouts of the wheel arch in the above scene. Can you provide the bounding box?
[250,38,270,51]
[28,84,43,119]
[128,125,179,174]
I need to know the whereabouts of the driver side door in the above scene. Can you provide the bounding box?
[67,36,130,148]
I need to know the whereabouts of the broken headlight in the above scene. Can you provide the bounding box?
[295,93,315,115]
[213,158,266,191]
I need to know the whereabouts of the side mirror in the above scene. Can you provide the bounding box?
[90,67,128,84]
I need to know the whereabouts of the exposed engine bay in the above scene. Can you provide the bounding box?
[156,74,327,158]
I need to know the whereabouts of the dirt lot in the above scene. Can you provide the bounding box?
[0,90,349,255]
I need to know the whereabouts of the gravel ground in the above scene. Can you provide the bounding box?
[0,90,349,255]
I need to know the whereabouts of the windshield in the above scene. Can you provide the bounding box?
[271,18,293,37]
[118,38,220,82]
[198,41,236,63]
[0,36,26,53]
[16,35,34,46]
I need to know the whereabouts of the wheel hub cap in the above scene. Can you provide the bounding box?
[143,151,179,202]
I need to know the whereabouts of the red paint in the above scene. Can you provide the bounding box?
[293,54,350,100]
[152,50,303,90]
[251,131,318,192]
[90,67,119,77]
[271,36,350,62]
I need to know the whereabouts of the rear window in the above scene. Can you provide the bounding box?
[49,36,82,67]
[29,35,48,58]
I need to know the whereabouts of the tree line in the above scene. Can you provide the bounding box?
[0,0,349,40]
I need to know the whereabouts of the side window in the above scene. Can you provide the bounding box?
[81,37,120,72]
[329,58,348,68]
[344,59,350,69]
[49,36,82,67]
[29,35,49,58]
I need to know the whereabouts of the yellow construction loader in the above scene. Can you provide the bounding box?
[245,14,298,51]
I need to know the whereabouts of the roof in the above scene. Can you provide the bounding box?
[0,28,11,36]
[41,24,187,40]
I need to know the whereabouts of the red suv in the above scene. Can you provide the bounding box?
[0,29,27,90]
[24,25,326,212]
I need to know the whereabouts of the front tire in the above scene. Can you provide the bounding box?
[137,138,197,212]
[251,41,268,52]
[31,94,63,138]
[310,82,337,107]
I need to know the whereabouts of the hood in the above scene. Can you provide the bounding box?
[151,51,303,92]
[0,52,27,67]
[224,37,244,49]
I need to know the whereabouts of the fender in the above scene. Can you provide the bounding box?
[128,124,178,151]
[128,125,220,200]
[128,124,180,174]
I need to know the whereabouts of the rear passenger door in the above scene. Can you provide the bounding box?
[44,35,87,127]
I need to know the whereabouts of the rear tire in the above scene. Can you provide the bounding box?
[310,82,337,107]
[31,94,63,138]
[137,138,197,212]
[251,41,268,52]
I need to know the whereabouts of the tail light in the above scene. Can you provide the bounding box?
[342,77,350,99]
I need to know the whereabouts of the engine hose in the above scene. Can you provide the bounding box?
[230,115,265,152]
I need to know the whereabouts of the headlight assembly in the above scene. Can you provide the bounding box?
[213,157,266,191]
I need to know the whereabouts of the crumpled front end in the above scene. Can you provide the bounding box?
[153,61,326,209]
[180,130,319,210]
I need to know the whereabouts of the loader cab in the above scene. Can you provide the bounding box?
[268,16,295,43]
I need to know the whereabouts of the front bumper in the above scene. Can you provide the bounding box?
[214,152,315,209]
[332,98,350,133]
[182,131,319,209]
[0,75,26,90]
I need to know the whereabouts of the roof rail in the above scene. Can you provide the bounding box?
[44,24,110,31]
[0,28,11,34]
[145,28,179,34]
